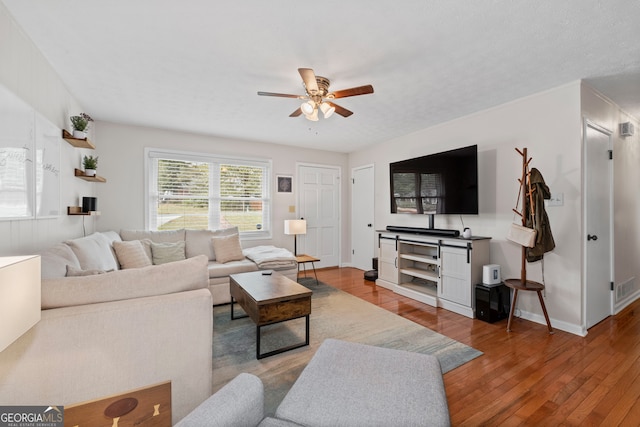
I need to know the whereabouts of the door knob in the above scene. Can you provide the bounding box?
[587,234,598,241]
[367,224,372,227]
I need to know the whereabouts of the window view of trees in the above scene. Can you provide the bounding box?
[392,172,443,214]
[154,159,267,232]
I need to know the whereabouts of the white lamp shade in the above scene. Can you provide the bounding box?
[284,219,307,235]
[301,100,315,115]
[0,255,41,352]
[304,108,319,121]
[320,102,335,118]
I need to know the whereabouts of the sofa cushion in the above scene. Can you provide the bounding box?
[100,230,123,244]
[113,240,152,269]
[151,241,186,265]
[185,229,215,260]
[39,243,81,279]
[66,265,107,277]
[65,232,119,272]
[120,228,186,243]
[41,255,209,309]
[211,233,244,264]
[275,339,450,427]
[207,259,258,278]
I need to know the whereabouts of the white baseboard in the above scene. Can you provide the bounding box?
[516,309,586,337]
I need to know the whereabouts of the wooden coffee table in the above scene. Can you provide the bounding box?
[229,271,312,359]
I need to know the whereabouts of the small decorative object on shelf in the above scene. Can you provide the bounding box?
[70,112,93,139]
[82,155,98,177]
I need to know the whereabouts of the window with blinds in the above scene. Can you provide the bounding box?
[146,148,271,238]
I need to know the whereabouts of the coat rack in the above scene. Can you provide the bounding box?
[504,147,554,334]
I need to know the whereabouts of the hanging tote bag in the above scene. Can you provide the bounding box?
[507,169,537,248]
[507,223,537,247]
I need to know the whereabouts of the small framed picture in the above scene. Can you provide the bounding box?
[276,175,293,193]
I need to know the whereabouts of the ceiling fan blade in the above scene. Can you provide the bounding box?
[257,91,304,99]
[327,102,353,118]
[298,68,319,94]
[330,85,374,99]
[289,108,303,117]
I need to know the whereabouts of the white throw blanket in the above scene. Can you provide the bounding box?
[243,245,297,269]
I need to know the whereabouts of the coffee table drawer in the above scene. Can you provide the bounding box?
[258,297,311,325]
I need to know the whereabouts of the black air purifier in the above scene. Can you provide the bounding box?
[475,283,510,323]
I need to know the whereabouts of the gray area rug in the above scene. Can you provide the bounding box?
[212,278,482,415]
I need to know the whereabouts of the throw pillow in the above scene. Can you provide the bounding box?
[113,240,152,269]
[150,241,186,265]
[209,226,240,261]
[211,234,244,264]
[65,232,119,272]
[66,265,107,277]
[185,227,240,260]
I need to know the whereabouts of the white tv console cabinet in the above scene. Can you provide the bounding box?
[377,230,490,318]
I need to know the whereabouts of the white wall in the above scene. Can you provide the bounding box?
[0,3,93,256]
[349,82,585,334]
[93,121,349,256]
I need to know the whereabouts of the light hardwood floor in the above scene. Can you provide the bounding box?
[314,267,640,426]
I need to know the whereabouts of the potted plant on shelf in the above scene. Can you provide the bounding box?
[70,113,93,139]
[83,155,98,177]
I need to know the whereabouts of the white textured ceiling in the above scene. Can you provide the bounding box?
[3,0,640,153]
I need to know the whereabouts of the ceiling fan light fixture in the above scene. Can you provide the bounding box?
[320,102,335,118]
[305,108,319,121]
[301,100,315,115]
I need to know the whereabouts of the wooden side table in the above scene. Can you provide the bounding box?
[504,278,554,334]
[296,254,320,285]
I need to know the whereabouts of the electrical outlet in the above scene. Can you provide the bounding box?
[546,193,564,207]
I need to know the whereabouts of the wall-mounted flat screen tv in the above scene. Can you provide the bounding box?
[390,144,478,215]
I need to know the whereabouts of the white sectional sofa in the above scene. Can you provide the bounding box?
[0,227,297,424]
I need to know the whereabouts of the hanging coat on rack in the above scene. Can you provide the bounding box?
[525,167,555,262]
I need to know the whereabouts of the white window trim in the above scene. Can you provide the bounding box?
[144,147,272,239]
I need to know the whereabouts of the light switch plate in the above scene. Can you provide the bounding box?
[546,193,564,206]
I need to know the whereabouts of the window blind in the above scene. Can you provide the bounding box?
[146,148,271,238]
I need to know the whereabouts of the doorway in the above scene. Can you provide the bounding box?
[351,165,375,271]
[297,164,341,268]
[584,119,613,329]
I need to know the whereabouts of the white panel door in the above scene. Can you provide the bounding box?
[298,164,340,268]
[351,165,375,271]
[584,120,613,329]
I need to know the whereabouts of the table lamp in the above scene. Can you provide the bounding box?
[284,219,307,256]
[0,256,41,352]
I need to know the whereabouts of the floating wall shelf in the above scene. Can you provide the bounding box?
[74,168,106,183]
[62,129,95,149]
[67,206,100,216]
